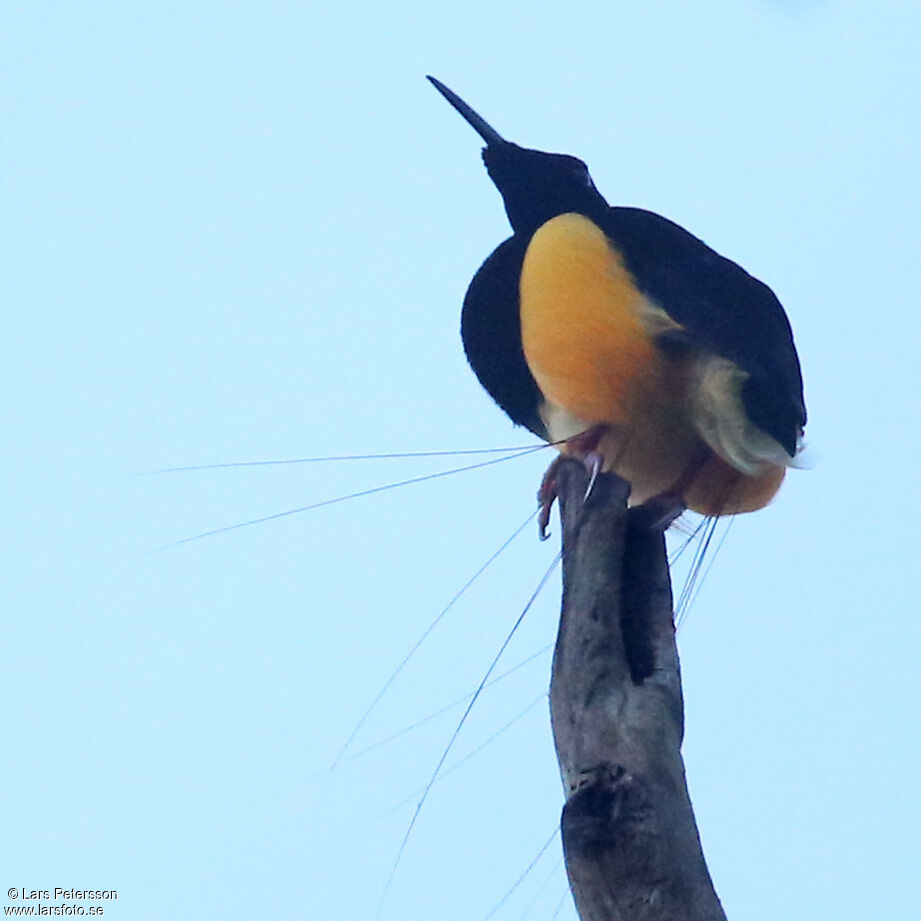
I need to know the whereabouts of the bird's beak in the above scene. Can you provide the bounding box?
[427,76,507,148]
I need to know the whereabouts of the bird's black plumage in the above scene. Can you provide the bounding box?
[461,199,806,458]
[461,235,547,440]
[431,75,806,471]
[599,207,806,455]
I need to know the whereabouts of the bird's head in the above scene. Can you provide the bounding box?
[428,77,608,236]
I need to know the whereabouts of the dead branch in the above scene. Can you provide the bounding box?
[550,460,727,921]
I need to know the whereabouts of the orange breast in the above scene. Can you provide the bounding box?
[518,212,785,515]
[519,212,664,425]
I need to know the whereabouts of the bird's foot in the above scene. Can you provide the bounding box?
[537,447,605,540]
[563,426,609,504]
[537,456,563,541]
[562,425,607,458]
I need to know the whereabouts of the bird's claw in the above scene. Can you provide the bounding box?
[583,451,603,501]
[538,504,553,541]
[537,457,563,540]
[538,450,603,539]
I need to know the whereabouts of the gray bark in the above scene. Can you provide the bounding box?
[549,460,727,921]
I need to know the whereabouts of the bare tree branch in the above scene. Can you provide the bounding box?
[550,459,727,921]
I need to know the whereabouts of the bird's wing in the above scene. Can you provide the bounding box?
[461,236,548,439]
[601,207,806,455]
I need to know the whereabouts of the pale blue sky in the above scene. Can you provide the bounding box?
[3,2,920,919]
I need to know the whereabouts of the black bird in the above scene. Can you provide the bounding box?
[429,77,806,525]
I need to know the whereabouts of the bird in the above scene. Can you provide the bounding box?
[428,77,806,533]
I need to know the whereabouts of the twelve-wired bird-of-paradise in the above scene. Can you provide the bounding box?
[428,77,806,529]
